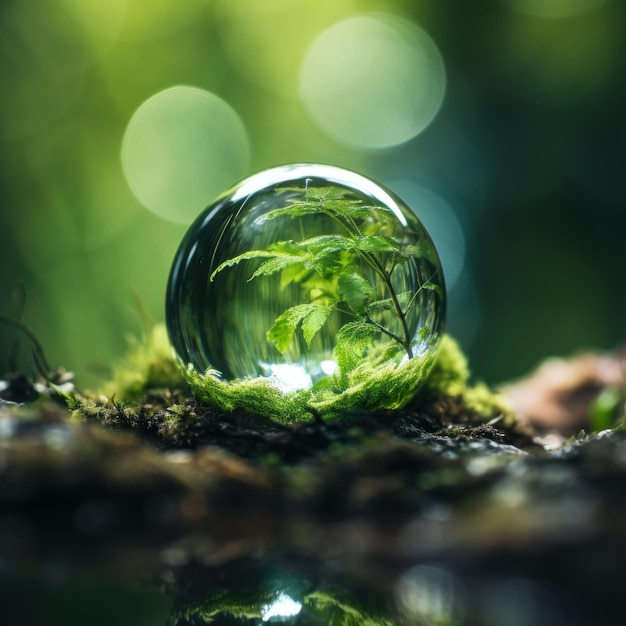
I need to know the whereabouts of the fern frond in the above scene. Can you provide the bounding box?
[249,255,306,280]
[301,305,334,345]
[337,273,374,313]
[355,234,401,254]
[268,303,334,354]
[335,319,378,372]
[210,250,286,282]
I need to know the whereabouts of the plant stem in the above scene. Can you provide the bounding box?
[0,314,51,376]
[328,211,413,359]
[367,255,412,357]
[365,316,406,346]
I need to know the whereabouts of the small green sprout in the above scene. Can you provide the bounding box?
[210,185,441,376]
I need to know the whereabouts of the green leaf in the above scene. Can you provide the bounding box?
[335,319,378,372]
[366,297,395,314]
[268,240,303,255]
[261,187,389,226]
[249,254,305,280]
[366,292,417,318]
[293,235,357,275]
[401,241,439,263]
[300,272,339,301]
[420,281,444,296]
[301,305,333,345]
[210,250,282,282]
[296,234,355,252]
[256,202,323,223]
[401,242,427,256]
[355,234,401,254]
[337,272,374,313]
[267,304,315,354]
[279,263,313,288]
[344,204,394,219]
[267,303,332,354]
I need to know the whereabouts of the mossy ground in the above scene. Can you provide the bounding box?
[69,326,533,459]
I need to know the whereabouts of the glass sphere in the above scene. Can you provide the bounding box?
[166,164,445,393]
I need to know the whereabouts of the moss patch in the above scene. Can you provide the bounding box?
[95,325,509,423]
[97,324,187,402]
[69,326,530,455]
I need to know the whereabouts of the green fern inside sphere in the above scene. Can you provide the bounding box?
[166,164,445,394]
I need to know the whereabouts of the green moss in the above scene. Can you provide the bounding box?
[171,578,394,626]
[98,324,186,402]
[94,325,510,427]
[420,334,470,398]
[420,335,513,421]
[184,343,434,423]
[304,590,397,626]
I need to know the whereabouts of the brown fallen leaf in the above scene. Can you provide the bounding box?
[500,351,625,436]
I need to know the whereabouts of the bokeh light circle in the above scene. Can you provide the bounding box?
[501,0,610,18]
[299,14,446,149]
[122,86,250,224]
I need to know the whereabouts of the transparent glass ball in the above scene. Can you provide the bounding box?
[166,164,445,393]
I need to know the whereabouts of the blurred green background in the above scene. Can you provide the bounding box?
[1,0,625,389]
